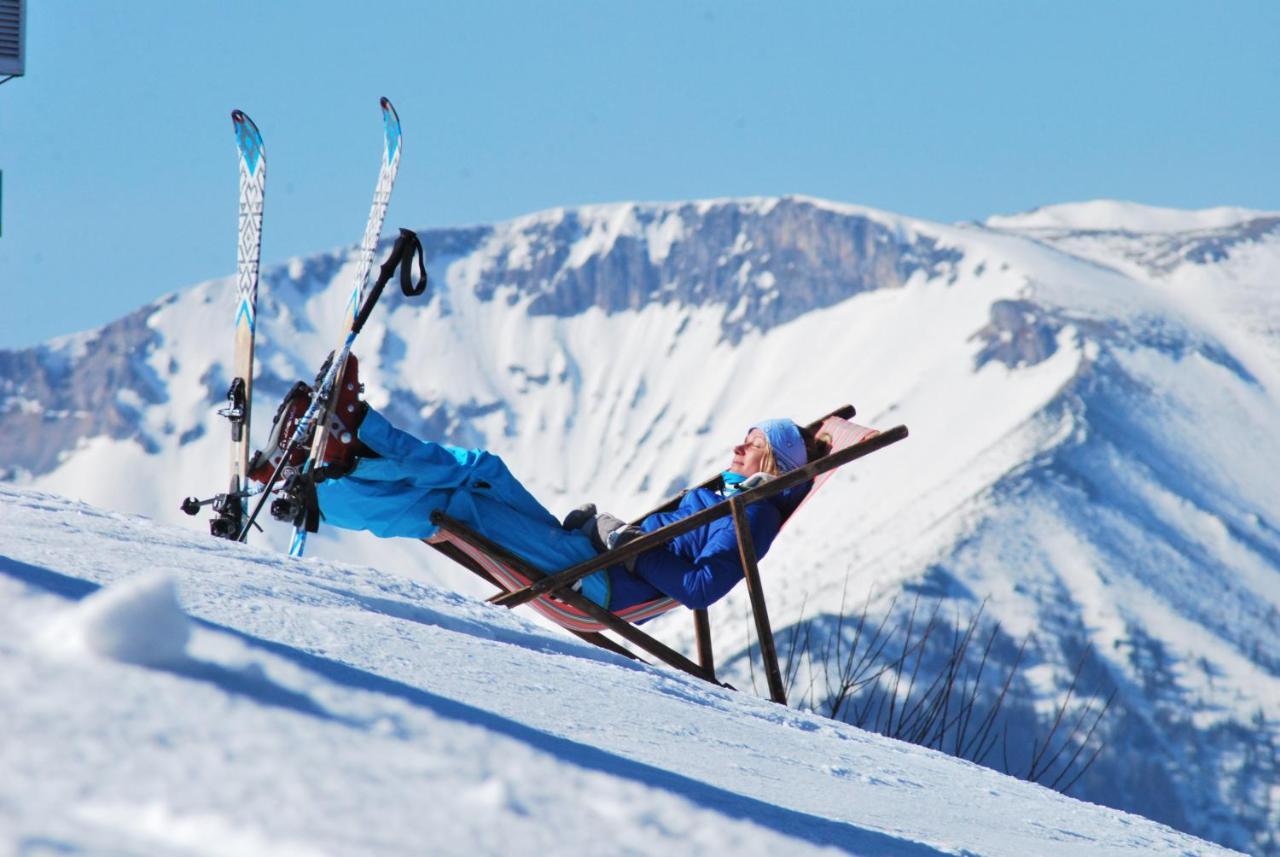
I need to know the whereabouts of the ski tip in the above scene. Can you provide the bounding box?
[380,97,402,162]
[232,109,262,131]
[232,110,265,173]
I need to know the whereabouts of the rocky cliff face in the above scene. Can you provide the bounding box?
[0,307,169,478]
[0,197,961,478]
[460,199,961,339]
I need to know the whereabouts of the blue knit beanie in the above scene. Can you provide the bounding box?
[750,419,807,474]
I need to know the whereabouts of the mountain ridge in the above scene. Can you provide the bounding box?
[3,194,1278,853]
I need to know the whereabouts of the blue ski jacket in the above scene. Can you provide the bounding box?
[315,408,809,613]
[605,481,809,611]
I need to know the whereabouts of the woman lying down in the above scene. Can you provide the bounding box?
[250,354,831,613]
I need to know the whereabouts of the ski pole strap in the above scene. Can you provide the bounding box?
[352,228,429,335]
[395,227,429,297]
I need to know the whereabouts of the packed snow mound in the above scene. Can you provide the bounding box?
[0,485,1241,857]
[985,199,1273,233]
[42,573,192,667]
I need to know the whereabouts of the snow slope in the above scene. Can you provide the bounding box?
[0,485,1242,857]
[3,195,1279,853]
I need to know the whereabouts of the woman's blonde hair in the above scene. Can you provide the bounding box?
[757,441,778,477]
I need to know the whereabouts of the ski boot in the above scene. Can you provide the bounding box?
[247,380,315,485]
[247,352,369,489]
[314,351,369,476]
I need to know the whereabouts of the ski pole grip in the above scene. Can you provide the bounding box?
[351,228,427,335]
[351,233,406,335]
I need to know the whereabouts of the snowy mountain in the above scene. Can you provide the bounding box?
[1,195,1278,854]
[0,484,1245,856]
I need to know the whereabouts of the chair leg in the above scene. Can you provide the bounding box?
[427,529,718,685]
[694,608,715,677]
[730,497,788,705]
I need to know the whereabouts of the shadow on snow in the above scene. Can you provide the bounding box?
[3,555,951,857]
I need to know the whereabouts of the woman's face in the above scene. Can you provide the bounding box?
[728,429,771,476]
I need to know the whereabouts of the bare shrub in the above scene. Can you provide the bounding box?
[738,580,1115,793]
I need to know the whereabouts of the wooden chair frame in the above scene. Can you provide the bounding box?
[424,407,909,704]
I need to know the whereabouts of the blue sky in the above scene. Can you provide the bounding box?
[0,1,1277,349]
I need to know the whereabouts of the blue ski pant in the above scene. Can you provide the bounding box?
[315,409,612,606]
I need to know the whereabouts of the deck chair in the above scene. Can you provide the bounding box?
[424,406,909,704]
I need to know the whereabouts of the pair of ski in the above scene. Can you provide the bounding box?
[189,98,417,558]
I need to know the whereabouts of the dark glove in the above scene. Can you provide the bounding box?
[562,503,597,531]
[609,526,643,573]
[587,512,627,552]
[589,512,643,573]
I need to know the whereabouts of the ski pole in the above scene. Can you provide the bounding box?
[351,228,427,335]
[236,430,306,541]
[238,230,426,544]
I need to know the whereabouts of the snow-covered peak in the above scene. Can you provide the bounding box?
[483,195,925,266]
[2,195,1278,854]
[492,195,908,231]
[985,199,1274,233]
